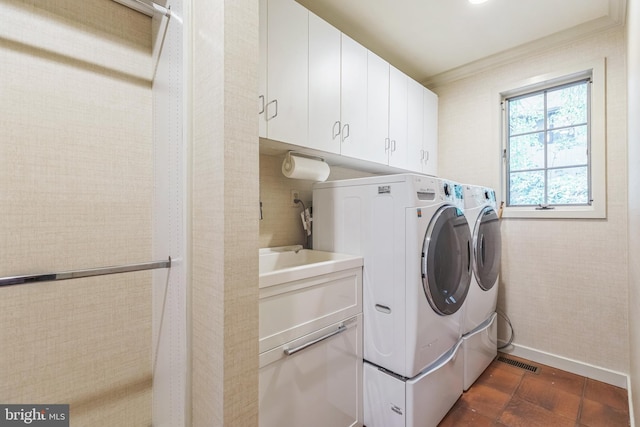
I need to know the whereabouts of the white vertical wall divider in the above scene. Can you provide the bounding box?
[627,1,640,424]
[152,1,187,425]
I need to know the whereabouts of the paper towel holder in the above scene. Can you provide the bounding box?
[282,151,331,181]
[284,150,326,163]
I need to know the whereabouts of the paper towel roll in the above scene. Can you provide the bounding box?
[282,153,330,181]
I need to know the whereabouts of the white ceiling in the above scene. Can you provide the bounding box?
[296,0,626,85]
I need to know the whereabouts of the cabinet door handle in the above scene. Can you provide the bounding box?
[258,95,265,115]
[391,140,396,152]
[332,120,341,140]
[266,99,278,121]
[420,149,425,160]
[385,138,390,151]
[425,150,429,162]
[283,324,347,356]
[342,124,350,142]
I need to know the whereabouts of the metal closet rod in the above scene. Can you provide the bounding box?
[0,258,171,287]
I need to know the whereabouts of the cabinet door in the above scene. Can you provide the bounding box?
[259,316,363,427]
[388,66,408,169]
[406,78,424,173]
[308,12,341,154]
[266,0,308,145]
[340,35,368,160]
[423,88,438,176]
[258,0,267,138]
[366,51,390,165]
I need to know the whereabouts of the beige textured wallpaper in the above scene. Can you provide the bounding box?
[0,1,153,426]
[259,152,372,249]
[190,0,260,426]
[435,27,629,373]
[259,153,315,248]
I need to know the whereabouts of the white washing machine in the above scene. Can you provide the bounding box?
[461,184,501,391]
[313,174,472,427]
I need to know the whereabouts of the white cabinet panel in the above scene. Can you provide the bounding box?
[340,35,368,160]
[366,51,390,165]
[407,78,425,173]
[308,12,341,154]
[259,316,363,427]
[363,56,411,170]
[423,88,438,176]
[404,81,439,175]
[259,0,268,138]
[263,0,308,145]
[259,268,362,354]
[388,66,408,169]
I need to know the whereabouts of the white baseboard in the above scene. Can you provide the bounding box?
[501,343,629,389]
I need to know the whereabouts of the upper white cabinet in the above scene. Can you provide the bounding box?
[388,66,408,169]
[259,0,268,138]
[366,51,391,165]
[307,24,370,158]
[407,78,425,173]
[259,0,309,145]
[308,12,341,154]
[259,0,437,175]
[422,88,438,176]
[406,80,439,176]
[366,54,409,169]
[339,35,368,160]
[407,79,438,176]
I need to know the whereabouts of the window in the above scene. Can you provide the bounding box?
[500,60,606,219]
[506,79,590,206]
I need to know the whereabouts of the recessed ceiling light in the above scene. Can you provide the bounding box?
[469,0,489,4]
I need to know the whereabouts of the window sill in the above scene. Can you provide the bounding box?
[501,205,606,219]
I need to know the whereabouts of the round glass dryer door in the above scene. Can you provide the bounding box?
[421,205,472,315]
[473,206,501,291]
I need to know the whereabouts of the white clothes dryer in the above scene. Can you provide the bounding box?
[313,174,472,427]
[461,184,501,390]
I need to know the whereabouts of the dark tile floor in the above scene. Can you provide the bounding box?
[438,353,630,427]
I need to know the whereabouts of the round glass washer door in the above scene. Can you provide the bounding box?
[472,206,501,291]
[421,205,472,316]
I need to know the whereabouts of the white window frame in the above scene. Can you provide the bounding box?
[499,59,606,219]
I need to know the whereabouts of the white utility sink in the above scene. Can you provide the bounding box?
[259,246,363,289]
[258,245,364,427]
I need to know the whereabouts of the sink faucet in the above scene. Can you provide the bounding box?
[293,198,311,250]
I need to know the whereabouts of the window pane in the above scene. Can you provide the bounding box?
[548,167,589,204]
[509,132,544,171]
[509,171,545,205]
[509,93,544,135]
[548,125,588,168]
[547,82,587,129]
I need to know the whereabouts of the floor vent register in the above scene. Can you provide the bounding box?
[496,355,540,374]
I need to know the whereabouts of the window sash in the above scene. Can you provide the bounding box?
[504,78,592,208]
